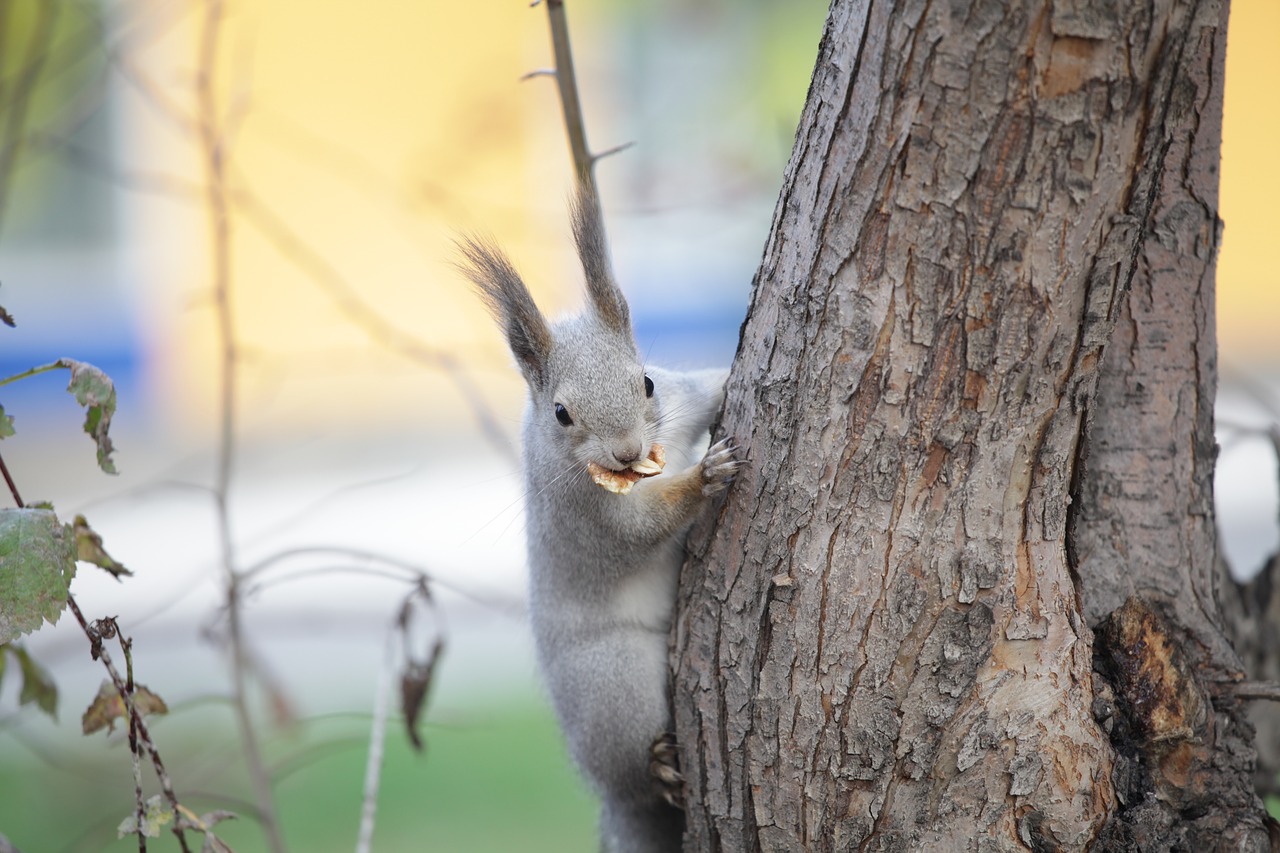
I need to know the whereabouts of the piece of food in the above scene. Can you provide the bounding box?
[588,443,666,495]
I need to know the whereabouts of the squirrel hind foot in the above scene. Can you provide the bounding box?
[649,732,685,810]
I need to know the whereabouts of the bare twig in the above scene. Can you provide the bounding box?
[0,449,24,507]
[194,1,286,850]
[241,545,427,582]
[239,544,520,612]
[24,130,204,201]
[533,0,623,279]
[66,599,193,853]
[540,0,594,188]
[1223,680,1280,702]
[230,182,517,463]
[535,0,635,210]
[355,630,396,853]
[120,630,148,853]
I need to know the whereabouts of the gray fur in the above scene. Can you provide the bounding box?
[461,199,738,853]
[571,183,631,336]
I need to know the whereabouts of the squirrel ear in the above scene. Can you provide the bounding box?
[570,183,632,338]
[457,237,553,390]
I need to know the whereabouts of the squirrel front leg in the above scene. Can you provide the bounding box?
[610,438,740,546]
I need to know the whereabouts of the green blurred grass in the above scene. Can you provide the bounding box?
[0,698,598,853]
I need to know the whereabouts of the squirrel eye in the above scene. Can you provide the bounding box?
[554,403,574,426]
[644,374,654,398]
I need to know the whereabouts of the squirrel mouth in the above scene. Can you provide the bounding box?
[587,444,667,494]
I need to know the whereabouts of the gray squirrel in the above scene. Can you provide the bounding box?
[460,186,739,853]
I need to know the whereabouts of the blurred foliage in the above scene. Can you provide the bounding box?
[0,0,111,244]
[0,699,597,852]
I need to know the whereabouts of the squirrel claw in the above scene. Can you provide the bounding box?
[700,437,742,496]
[650,732,685,810]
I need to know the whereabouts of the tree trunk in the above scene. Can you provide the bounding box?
[672,0,1273,850]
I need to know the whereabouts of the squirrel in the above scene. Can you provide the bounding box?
[459,184,739,853]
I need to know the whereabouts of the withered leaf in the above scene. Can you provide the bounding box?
[117,795,173,839]
[73,515,131,579]
[82,679,169,735]
[401,637,445,753]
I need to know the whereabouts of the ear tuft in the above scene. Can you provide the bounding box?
[456,236,553,389]
[570,184,632,338]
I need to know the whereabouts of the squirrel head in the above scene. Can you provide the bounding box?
[460,186,657,473]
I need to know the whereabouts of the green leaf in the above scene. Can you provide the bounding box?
[13,644,57,719]
[0,508,76,644]
[118,795,173,839]
[0,404,12,439]
[72,515,131,579]
[53,359,117,475]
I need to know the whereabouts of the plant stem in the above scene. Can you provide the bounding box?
[355,632,395,853]
[543,0,594,189]
[121,631,147,853]
[0,449,23,507]
[0,362,61,389]
[66,598,193,853]
[195,1,286,850]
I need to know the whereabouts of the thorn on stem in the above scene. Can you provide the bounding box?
[591,141,636,164]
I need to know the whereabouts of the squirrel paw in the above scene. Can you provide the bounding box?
[700,437,741,497]
[650,732,685,810]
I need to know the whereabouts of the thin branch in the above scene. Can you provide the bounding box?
[535,0,620,277]
[238,545,520,612]
[1223,681,1280,702]
[24,130,204,201]
[0,360,62,388]
[591,140,636,164]
[246,564,423,595]
[194,1,286,850]
[230,182,517,463]
[120,631,147,853]
[65,599,193,853]
[241,545,426,581]
[0,449,24,508]
[356,626,397,853]
[541,0,595,189]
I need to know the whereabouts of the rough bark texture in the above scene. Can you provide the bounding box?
[672,0,1271,850]
[1068,0,1273,846]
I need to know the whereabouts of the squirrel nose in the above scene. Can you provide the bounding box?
[612,445,643,467]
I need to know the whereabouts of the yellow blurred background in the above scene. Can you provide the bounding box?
[123,0,1280,437]
[1220,0,1279,360]
[0,0,1272,448]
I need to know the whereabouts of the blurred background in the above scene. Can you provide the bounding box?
[0,0,1276,851]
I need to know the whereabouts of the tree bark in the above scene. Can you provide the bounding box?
[673,0,1272,850]
[1068,0,1272,846]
